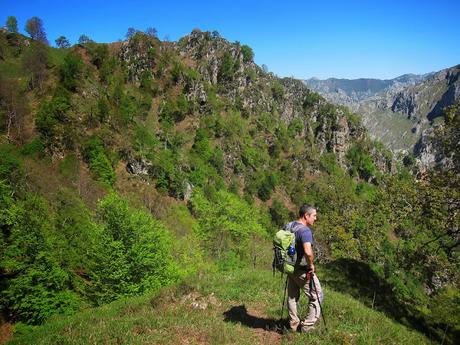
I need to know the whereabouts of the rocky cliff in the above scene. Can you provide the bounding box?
[169,30,368,167]
[304,66,460,153]
[414,101,460,176]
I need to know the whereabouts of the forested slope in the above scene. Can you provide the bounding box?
[0,26,458,344]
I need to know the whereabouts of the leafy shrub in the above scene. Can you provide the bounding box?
[89,43,108,69]
[192,128,212,160]
[218,52,237,82]
[240,45,254,63]
[190,188,267,260]
[287,118,304,137]
[82,137,115,186]
[271,80,284,101]
[303,92,321,109]
[97,98,109,122]
[152,149,186,197]
[119,93,139,124]
[159,95,190,125]
[0,144,21,181]
[20,138,45,156]
[269,199,290,227]
[346,144,376,180]
[88,193,179,303]
[255,172,278,201]
[0,195,85,324]
[171,61,183,84]
[2,256,84,324]
[35,92,71,143]
[59,52,83,91]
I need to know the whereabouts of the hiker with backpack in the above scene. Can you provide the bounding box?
[273,204,323,333]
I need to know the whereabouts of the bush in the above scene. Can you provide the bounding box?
[271,81,284,101]
[82,137,115,186]
[35,93,71,143]
[159,95,190,125]
[2,257,84,324]
[59,52,83,91]
[269,199,290,227]
[0,144,21,181]
[346,145,376,180]
[190,188,267,260]
[119,93,138,124]
[152,149,186,198]
[218,52,237,83]
[0,195,85,324]
[303,92,321,109]
[240,45,254,63]
[88,193,179,303]
[171,61,183,84]
[89,44,108,69]
[20,138,45,156]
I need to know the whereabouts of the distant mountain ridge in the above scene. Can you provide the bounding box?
[303,66,460,152]
[304,73,430,103]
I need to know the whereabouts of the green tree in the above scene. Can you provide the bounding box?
[272,80,284,101]
[190,189,267,260]
[55,35,70,49]
[82,137,115,186]
[90,44,109,69]
[6,16,18,33]
[88,193,179,303]
[1,194,84,324]
[59,52,83,91]
[25,16,48,44]
[240,44,254,62]
[145,27,157,38]
[125,27,138,40]
[218,52,237,82]
[78,34,92,45]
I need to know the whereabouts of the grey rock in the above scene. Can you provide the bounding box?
[303,65,460,153]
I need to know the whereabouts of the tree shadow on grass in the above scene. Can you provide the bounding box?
[223,305,282,332]
[323,258,449,343]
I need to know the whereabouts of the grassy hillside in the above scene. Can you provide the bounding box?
[0,28,458,345]
[7,266,434,345]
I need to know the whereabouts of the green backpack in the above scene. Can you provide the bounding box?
[272,222,302,274]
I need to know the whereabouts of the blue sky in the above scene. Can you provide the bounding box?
[2,0,459,79]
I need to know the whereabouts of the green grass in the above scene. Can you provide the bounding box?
[8,266,434,345]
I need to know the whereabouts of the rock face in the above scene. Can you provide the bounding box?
[172,30,369,169]
[119,34,158,83]
[414,103,460,178]
[304,66,460,153]
[115,29,391,186]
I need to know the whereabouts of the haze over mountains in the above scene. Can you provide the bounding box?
[304,65,460,152]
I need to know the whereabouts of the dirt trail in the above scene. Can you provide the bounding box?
[182,292,283,344]
[0,323,13,345]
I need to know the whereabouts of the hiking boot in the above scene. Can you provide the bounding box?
[299,325,316,333]
[278,325,296,335]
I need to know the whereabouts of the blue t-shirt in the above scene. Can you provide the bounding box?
[289,221,314,267]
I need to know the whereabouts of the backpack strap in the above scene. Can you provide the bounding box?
[289,221,304,233]
[288,222,310,267]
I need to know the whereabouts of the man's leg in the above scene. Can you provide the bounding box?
[287,273,301,331]
[301,274,323,329]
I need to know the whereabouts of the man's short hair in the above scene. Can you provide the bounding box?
[299,204,316,217]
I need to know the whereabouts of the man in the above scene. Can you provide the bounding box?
[286,204,323,333]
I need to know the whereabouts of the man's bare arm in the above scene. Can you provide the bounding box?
[303,242,315,272]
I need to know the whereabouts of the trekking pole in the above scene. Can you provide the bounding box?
[311,273,327,331]
[279,275,288,320]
